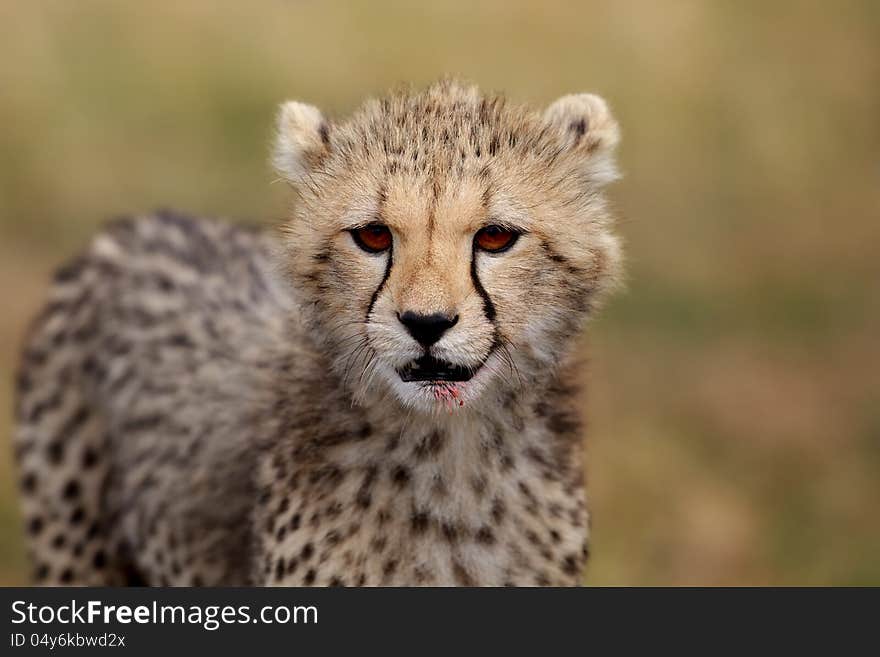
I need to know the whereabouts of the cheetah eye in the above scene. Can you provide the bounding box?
[350,223,392,254]
[474,225,520,253]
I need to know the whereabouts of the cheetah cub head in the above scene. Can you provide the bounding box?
[274,81,622,413]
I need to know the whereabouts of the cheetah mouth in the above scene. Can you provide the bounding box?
[398,355,476,383]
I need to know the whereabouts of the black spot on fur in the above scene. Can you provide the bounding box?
[81,448,99,469]
[21,472,37,493]
[391,465,411,487]
[46,441,65,465]
[452,561,475,586]
[355,465,378,509]
[490,498,507,523]
[414,431,445,459]
[475,526,496,545]
[410,510,429,534]
[441,522,461,543]
[53,256,86,283]
[60,405,91,440]
[62,479,81,500]
[318,122,330,147]
[27,517,43,535]
[539,240,568,264]
[16,370,32,396]
[385,434,400,453]
[167,333,194,349]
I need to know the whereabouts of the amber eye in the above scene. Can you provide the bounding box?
[475,225,520,253]
[351,223,393,253]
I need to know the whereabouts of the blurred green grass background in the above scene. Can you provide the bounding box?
[1,1,878,585]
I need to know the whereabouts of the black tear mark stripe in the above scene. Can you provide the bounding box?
[366,181,393,321]
[471,247,505,358]
[470,246,497,322]
[366,251,393,321]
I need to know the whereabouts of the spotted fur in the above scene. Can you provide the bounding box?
[14,80,622,586]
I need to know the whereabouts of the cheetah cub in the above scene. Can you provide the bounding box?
[14,80,622,586]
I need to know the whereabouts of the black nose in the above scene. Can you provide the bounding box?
[397,311,459,347]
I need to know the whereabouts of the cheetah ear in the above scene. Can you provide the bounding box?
[272,101,331,184]
[543,93,620,186]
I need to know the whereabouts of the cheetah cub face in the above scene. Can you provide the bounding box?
[274,82,622,413]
